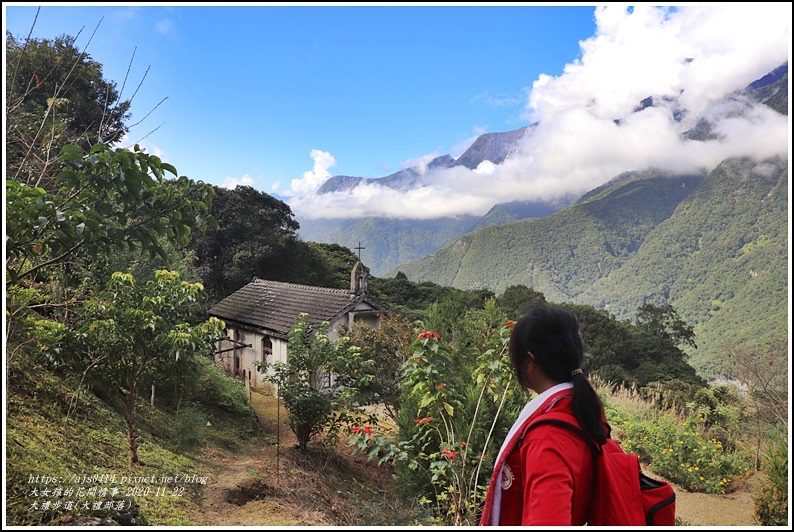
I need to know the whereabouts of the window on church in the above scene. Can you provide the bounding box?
[261,336,272,362]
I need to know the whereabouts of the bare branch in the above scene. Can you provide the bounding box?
[117,46,136,103]
[128,121,166,146]
[6,7,39,112]
[127,95,167,129]
[126,62,149,105]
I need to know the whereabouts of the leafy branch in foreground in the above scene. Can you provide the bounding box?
[6,143,217,286]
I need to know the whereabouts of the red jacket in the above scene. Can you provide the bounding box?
[480,389,594,526]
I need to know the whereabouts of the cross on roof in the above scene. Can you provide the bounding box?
[354,242,365,261]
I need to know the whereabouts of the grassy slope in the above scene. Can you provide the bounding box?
[4,360,262,526]
[4,361,424,527]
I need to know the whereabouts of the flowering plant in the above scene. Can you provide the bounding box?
[348,307,523,525]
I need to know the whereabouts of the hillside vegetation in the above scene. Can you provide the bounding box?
[5,347,779,527]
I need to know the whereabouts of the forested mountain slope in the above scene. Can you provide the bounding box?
[388,168,706,298]
[391,156,788,379]
[577,156,788,377]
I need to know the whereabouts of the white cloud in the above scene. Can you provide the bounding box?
[220,174,256,190]
[286,149,336,197]
[400,152,442,175]
[155,19,174,35]
[287,4,790,220]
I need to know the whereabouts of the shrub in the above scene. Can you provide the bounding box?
[262,313,376,452]
[174,406,205,449]
[348,321,524,525]
[617,412,751,493]
[753,425,788,525]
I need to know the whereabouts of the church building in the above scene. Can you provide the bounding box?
[208,261,384,393]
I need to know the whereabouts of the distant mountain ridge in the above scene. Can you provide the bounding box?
[300,125,550,276]
[316,127,533,195]
[299,62,787,280]
[391,154,787,380]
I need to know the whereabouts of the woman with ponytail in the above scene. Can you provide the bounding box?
[479,304,608,526]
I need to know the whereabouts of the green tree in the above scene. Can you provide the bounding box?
[635,303,697,350]
[5,143,216,287]
[306,242,363,289]
[496,284,547,320]
[342,312,416,421]
[564,303,705,389]
[62,270,225,463]
[187,185,333,303]
[260,313,376,452]
[6,29,133,185]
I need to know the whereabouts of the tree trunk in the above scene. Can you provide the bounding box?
[125,383,139,464]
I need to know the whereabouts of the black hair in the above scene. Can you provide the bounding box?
[508,304,607,445]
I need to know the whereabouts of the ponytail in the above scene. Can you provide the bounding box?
[571,370,607,445]
[510,304,608,445]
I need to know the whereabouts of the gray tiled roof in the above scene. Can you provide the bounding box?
[208,278,384,336]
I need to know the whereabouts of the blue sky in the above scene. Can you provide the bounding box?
[4,3,791,221]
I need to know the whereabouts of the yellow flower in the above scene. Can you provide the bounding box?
[694,466,699,470]
[688,467,693,472]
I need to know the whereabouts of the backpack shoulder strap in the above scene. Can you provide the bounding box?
[518,411,602,457]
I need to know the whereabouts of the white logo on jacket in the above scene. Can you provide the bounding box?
[501,465,514,490]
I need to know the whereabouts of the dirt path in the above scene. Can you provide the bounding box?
[186,393,337,526]
[188,445,334,526]
[673,474,762,527]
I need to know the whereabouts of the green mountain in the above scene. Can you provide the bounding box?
[389,156,788,379]
[297,215,482,277]
[578,156,789,378]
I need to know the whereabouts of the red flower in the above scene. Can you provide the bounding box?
[437,383,446,388]
[414,416,433,424]
[503,320,515,328]
[418,331,441,340]
[442,448,458,460]
[351,426,372,436]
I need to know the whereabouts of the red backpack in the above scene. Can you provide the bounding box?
[521,412,676,526]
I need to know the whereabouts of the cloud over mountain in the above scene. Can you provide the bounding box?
[285,4,790,220]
